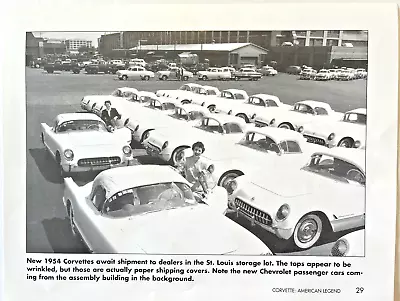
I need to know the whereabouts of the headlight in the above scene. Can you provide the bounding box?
[142,131,151,141]
[251,113,256,119]
[123,145,132,155]
[162,141,169,150]
[275,204,290,221]
[331,239,349,256]
[354,140,361,148]
[297,126,304,133]
[328,133,335,140]
[269,118,275,125]
[64,149,74,161]
[227,180,238,195]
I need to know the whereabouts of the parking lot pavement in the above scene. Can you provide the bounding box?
[26,67,366,255]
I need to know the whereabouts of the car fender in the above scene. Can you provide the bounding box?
[202,186,228,214]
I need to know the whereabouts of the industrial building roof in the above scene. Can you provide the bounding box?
[129,43,268,53]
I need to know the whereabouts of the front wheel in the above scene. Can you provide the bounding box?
[219,172,242,190]
[234,76,239,81]
[293,214,323,249]
[162,75,168,80]
[278,122,294,130]
[122,75,128,80]
[202,75,208,81]
[236,113,249,123]
[170,146,188,166]
[338,138,353,148]
[183,76,189,81]
[143,75,150,81]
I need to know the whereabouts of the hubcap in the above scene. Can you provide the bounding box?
[174,150,185,164]
[339,141,351,148]
[222,175,236,189]
[297,219,318,243]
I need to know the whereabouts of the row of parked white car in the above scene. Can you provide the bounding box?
[40,83,366,256]
[300,67,368,81]
[115,66,277,82]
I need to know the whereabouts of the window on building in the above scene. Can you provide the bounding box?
[310,30,324,37]
[295,31,307,37]
[297,38,306,46]
[327,39,339,46]
[310,39,323,46]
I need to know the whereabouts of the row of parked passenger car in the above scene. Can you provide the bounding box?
[65,83,367,255]
[300,67,368,81]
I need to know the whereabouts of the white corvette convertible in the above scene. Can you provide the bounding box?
[192,89,249,112]
[40,113,134,177]
[80,87,138,112]
[121,96,192,143]
[216,93,292,123]
[142,114,248,165]
[156,83,203,104]
[300,108,366,148]
[228,147,365,250]
[255,100,344,131]
[63,165,273,255]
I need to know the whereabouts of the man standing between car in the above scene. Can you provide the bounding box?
[101,100,121,130]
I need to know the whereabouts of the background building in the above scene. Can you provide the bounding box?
[66,39,93,51]
[129,43,268,67]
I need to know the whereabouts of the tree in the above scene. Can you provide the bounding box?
[78,46,90,53]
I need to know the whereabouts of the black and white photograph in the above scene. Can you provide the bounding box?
[26,30,368,256]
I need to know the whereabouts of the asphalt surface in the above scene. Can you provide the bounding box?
[26,67,366,255]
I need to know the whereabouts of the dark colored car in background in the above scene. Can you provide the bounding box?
[285,65,302,75]
[85,63,125,74]
[44,61,81,74]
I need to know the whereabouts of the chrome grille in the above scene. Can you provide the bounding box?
[303,135,326,146]
[78,156,121,167]
[235,198,272,226]
[255,121,268,128]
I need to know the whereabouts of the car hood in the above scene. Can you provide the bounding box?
[303,120,366,138]
[58,128,130,147]
[237,169,365,212]
[102,205,269,255]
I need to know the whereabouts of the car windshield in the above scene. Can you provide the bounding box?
[207,89,217,95]
[222,123,243,134]
[56,120,107,133]
[162,103,176,110]
[171,109,203,121]
[319,70,328,73]
[238,133,280,154]
[302,154,365,185]
[343,113,366,125]
[221,91,234,99]
[179,85,189,91]
[103,182,198,218]
[293,104,315,114]
[196,88,207,95]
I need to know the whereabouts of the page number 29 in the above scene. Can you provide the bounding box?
[356,287,364,293]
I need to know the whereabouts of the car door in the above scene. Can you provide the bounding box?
[130,67,141,80]
[169,68,178,80]
[74,185,109,252]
